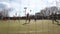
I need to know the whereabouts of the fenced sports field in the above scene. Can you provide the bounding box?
[0,20,60,34]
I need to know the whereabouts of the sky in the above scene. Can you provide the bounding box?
[0,0,60,17]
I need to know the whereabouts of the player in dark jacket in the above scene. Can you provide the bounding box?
[26,13,30,23]
[23,13,31,25]
[52,13,59,24]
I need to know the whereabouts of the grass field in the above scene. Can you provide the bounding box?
[0,20,60,34]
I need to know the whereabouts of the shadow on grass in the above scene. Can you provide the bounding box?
[57,24,60,26]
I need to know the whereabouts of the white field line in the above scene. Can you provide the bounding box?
[8,30,51,33]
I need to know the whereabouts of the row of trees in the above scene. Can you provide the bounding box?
[0,3,14,17]
[35,6,60,19]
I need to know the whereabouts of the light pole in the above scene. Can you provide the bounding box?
[24,7,27,16]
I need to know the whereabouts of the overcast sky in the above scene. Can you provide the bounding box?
[0,0,60,17]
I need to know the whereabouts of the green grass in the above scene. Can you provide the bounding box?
[0,20,60,34]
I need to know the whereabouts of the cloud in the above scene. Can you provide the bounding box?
[0,0,60,17]
[0,2,11,9]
